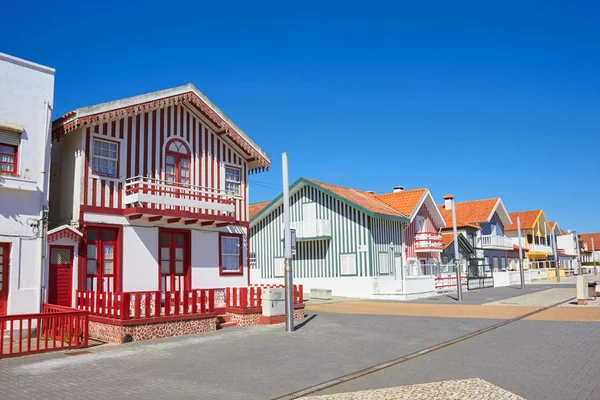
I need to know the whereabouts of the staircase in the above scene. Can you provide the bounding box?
[216,314,237,329]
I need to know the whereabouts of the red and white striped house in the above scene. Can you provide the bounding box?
[48,84,270,305]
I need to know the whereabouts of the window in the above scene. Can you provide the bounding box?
[501,258,506,271]
[225,166,241,195]
[85,227,118,292]
[379,253,390,275]
[92,138,118,177]
[274,258,285,277]
[165,139,190,185]
[220,233,242,275]
[484,257,490,267]
[416,216,426,233]
[159,230,189,291]
[493,257,499,271]
[249,252,257,268]
[442,256,449,264]
[0,143,17,175]
[340,254,357,275]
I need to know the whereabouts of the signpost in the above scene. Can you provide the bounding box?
[518,217,525,289]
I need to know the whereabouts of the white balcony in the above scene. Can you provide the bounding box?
[478,235,514,250]
[531,243,553,253]
[415,232,443,252]
[124,176,237,213]
[284,219,331,240]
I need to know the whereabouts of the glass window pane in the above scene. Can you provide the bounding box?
[87,245,97,259]
[87,260,97,274]
[161,261,170,274]
[180,158,189,168]
[166,165,175,174]
[175,261,184,274]
[174,235,184,245]
[175,248,183,260]
[166,155,176,165]
[104,260,114,275]
[103,230,115,241]
[160,233,170,245]
[104,245,114,260]
[169,142,178,152]
[87,229,98,241]
[161,247,170,260]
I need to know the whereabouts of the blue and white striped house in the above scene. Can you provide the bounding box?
[249,178,441,299]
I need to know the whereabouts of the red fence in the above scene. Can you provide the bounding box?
[77,285,305,322]
[77,289,219,321]
[249,284,304,304]
[0,304,89,359]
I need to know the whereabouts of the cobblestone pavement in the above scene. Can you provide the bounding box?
[302,379,524,400]
[311,320,600,400]
[484,288,574,306]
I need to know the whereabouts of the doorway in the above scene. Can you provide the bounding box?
[159,229,190,292]
[48,246,73,307]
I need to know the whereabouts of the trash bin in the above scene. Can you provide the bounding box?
[588,282,597,300]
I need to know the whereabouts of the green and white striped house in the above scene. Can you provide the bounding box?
[249,178,439,299]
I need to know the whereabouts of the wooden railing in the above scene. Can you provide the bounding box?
[225,287,263,309]
[0,305,89,359]
[248,284,304,304]
[77,289,220,321]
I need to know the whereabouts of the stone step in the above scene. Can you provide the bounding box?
[217,314,230,323]
[218,321,238,329]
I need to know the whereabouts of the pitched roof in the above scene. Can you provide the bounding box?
[308,180,408,219]
[249,201,270,220]
[505,210,542,231]
[579,233,600,252]
[374,189,427,217]
[441,233,454,249]
[51,83,270,173]
[437,205,482,230]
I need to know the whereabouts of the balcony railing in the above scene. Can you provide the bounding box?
[124,176,238,213]
[415,232,443,252]
[284,219,331,239]
[478,235,514,250]
[531,243,553,253]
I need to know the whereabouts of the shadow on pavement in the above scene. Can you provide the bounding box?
[295,314,317,330]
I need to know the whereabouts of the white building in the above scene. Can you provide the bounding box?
[0,52,55,316]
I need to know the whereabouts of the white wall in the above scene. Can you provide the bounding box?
[122,225,159,292]
[0,52,55,315]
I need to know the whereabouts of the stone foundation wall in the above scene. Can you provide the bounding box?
[294,307,305,320]
[227,312,262,327]
[89,317,217,344]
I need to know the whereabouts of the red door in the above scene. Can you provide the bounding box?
[85,227,118,293]
[159,229,190,292]
[48,246,73,307]
[0,243,9,316]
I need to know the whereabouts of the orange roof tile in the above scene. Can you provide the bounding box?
[308,180,408,219]
[249,201,270,220]
[505,210,542,231]
[439,198,499,224]
[437,205,482,230]
[373,189,427,217]
[579,233,600,252]
[441,233,454,249]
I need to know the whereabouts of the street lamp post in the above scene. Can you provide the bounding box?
[517,217,525,289]
[444,194,462,302]
[593,237,597,276]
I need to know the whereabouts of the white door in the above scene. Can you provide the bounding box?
[394,253,403,280]
[303,202,317,237]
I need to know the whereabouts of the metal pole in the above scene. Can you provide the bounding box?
[552,230,559,282]
[517,217,525,289]
[593,237,597,276]
[575,232,582,275]
[451,197,462,301]
[282,153,294,332]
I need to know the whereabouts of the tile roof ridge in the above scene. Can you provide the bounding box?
[375,187,427,197]
[349,189,409,218]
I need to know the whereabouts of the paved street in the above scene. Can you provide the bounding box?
[2,284,599,400]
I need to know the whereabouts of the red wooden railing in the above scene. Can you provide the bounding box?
[225,287,263,309]
[0,305,89,359]
[248,284,304,304]
[77,289,218,321]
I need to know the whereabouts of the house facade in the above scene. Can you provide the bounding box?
[249,179,417,299]
[0,52,55,316]
[505,210,553,269]
[48,84,269,307]
[579,233,600,265]
[373,187,447,277]
[554,225,579,270]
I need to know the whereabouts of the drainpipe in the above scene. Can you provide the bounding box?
[38,101,52,311]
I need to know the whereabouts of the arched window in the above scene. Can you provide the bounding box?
[165,139,190,185]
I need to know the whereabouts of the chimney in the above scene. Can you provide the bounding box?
[393,186,404,193]
[442,194,454,210]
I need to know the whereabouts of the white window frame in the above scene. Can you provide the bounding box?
[224,165,241,196]
[92,137,119,178]
[379,253,390,275]
[340,253,357,276]
[416,216,426,233]
[274,257,285,277]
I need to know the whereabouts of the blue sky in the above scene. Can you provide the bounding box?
[2,1,598,231]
